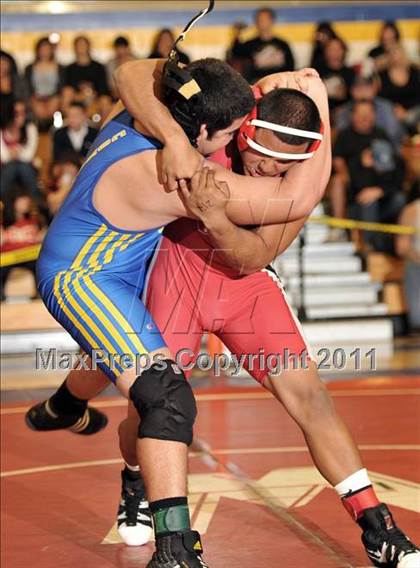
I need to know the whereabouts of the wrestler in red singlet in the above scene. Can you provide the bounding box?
[144,143,313,383]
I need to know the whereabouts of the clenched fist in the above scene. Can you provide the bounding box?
[160,135,204,191]
[178,167,230,223]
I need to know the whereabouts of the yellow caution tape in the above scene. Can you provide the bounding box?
[0,217,417,268]
[0,244,42,267]
[310,215,420,235]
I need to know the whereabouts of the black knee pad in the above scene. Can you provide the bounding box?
[129,359,197,446]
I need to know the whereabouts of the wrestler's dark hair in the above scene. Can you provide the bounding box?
[165,58,254,144]
[257,88,321,146]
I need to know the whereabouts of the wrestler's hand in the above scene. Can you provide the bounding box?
[255,68,320,95]
[178,167,230,223]
[160,135,204,192]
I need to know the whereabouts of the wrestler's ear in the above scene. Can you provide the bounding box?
[196,124,209,146]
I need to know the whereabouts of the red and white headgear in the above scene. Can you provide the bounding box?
[237,87,324,160]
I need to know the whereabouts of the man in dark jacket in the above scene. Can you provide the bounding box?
[333,99,405,252]
[230,7,294,83]
[52,101,97,162]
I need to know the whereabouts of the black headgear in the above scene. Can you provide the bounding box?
[162,1,215,146]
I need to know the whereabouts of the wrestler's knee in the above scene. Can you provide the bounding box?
[303,380,334,417]
[129,359,197,446]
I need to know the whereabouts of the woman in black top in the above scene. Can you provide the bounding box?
[148,29,190,65]
[1,51,29,124]
[379,46,420,119]
[368,21,401,72]
[63,35,112,121]
[310,22,338,72]
[317,37,355,115]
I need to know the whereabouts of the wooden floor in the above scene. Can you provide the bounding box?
[1,376,419,568]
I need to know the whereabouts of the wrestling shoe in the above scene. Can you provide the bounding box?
[358,503,420,567]
[117,469,153,546]
[25,400,108,435]
[147,530,208,568]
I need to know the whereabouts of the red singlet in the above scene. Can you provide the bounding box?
[144,146,313,383]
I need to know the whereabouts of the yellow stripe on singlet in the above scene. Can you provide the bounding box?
[119,232,144,251]
[57,225,150,365]
[61,271,123,360]
[69,231,148,358]
[83,274,147,356]
[103,233,131,264]
[87,231,119,268]
[82,231,148,356]
[70,273,137,359]
[55,227,124,376]
[71,224,108,270]
[53,272,121,377]
[63,234,131,362]
[73,235,142,357]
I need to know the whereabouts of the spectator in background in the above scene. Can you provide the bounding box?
[52,101,97,162]
[24,37,65,131]
[148,28,190,64]
[1,51,17,127]
[378,46,420,121]
[368,20,401,72]
[403,106,420,138]
[1,50,28,123]
[63,35,111,118]
[107,36,137,99]
[46,154,80,217]
[0,188,45,301]
[310,21,337,71]
[317,37,355,115]
[229,7,294,83]
[335,75,404,150]
[0,49,18,76]
[1,99,39,198]
[332,100,405,252]
[396,181,420,331]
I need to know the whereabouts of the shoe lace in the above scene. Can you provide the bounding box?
[123,484,144,525]
[386,527,417,556]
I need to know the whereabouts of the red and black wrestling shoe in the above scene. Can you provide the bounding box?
[358,503,420,567]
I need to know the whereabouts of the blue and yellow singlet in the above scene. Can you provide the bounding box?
[37,111,166,381]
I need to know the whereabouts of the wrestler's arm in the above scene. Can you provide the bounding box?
[115,59,184,146]
[174,76,330,268]
[179,166,309,273]
[114,58,202,188]
[115,61,319,140]
[173,168,305,274]
[126,73,330,227]
[203,215,308,274]
[115,61,321,189]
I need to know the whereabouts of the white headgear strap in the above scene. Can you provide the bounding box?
[245,118,323,160]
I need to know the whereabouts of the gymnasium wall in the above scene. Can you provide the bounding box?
[1,1,419,70]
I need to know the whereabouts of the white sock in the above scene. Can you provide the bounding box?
[334,468,372,497]
[124,461,140,473]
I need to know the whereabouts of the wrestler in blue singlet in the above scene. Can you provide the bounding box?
[37,111,166,381]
